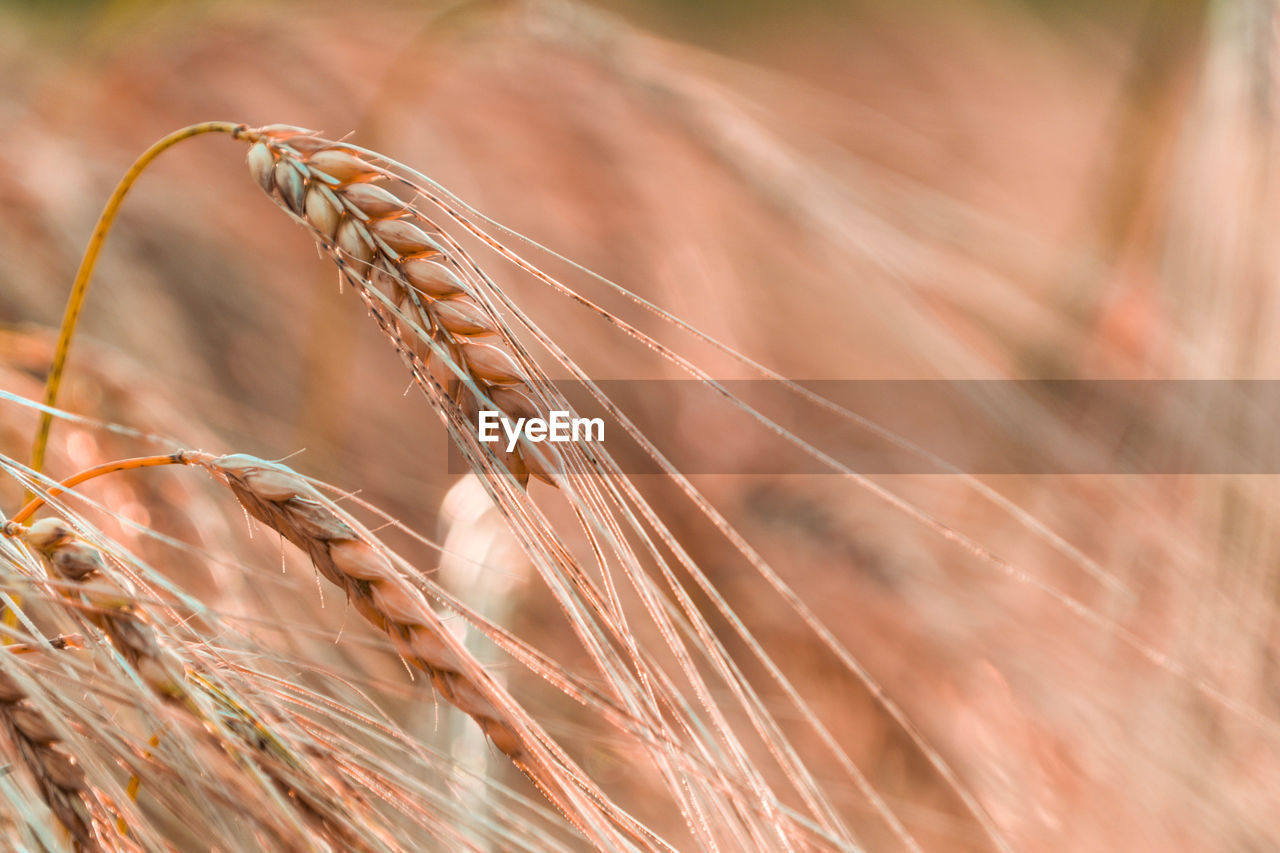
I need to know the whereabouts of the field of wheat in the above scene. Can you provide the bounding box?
[0,0,1277,850]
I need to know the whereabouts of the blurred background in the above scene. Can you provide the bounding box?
[2,0,1278,849]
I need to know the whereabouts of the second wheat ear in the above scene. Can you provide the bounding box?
[189,453,662,850]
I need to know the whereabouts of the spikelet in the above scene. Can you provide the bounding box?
[20,519,187,701]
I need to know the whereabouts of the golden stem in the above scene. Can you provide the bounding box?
[29,122,246,485]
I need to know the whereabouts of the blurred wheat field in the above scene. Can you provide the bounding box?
[0,0,1277,850]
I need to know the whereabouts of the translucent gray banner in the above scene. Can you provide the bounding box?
[448,381,1280,475]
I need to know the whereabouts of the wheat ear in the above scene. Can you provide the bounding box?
[6,514,396,852]
[242,125,558,487]
[0,662,108,850]
[197,452,671,849]
[184,453,527,755]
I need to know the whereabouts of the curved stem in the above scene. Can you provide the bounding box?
[29,122,245,482]
[8,452,191,528]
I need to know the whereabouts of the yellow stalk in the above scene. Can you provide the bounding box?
[29,122,244,484]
